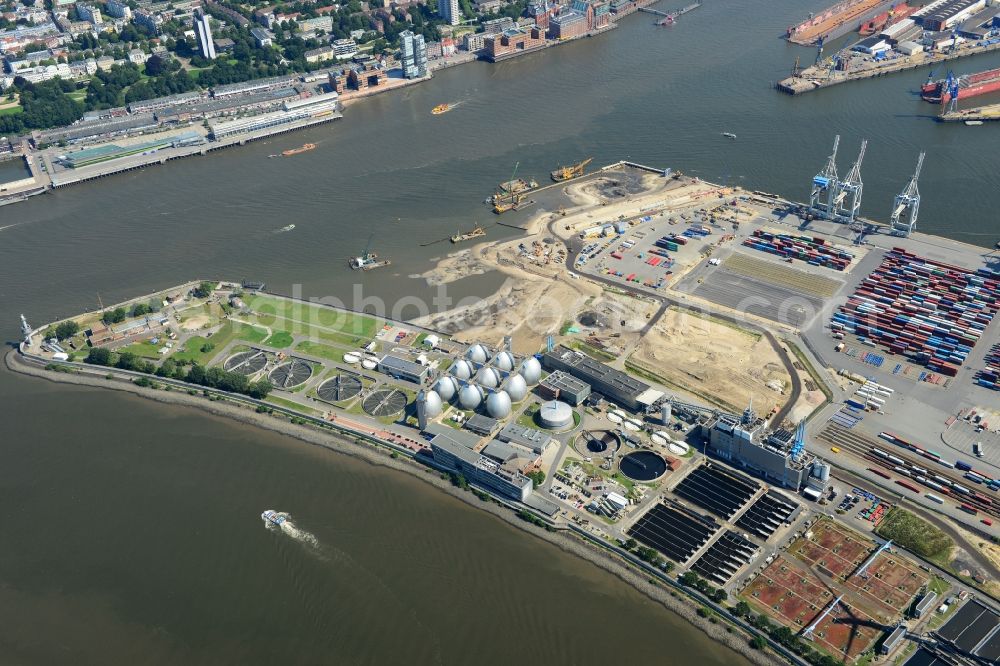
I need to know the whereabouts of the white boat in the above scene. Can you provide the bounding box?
[722,132,737,139]
[965,120,983,126]
[261,509,287,527]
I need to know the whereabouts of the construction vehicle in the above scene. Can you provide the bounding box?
[551,157,593,182]
[493,192,523,214]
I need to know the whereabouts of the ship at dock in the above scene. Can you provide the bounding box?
[451,225,486,243]
[786,0,900,45]
[551,157,593,182]
[858,2,917,36]
[922,67,1000,104]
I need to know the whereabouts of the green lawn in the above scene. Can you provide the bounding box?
[264,330,294,348]
[171,322,268,364]
[295,340,353,362]
[246,294,379,338]
[265,395,322,416]
[0,105,22,116]
[118,341,164,359]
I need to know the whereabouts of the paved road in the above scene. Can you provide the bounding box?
[552,217,803,423]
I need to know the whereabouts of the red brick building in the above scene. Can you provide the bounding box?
[483,26,546,61]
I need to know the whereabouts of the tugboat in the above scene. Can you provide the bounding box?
[349,233,391,271]
[431,103,452,115]
[261,509,287,527]
[451,224,486,243]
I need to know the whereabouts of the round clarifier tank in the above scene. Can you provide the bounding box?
[538,400,573,430]
[619,451,668,482]
[584,430,621,454]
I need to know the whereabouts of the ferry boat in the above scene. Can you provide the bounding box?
[261,509,287,527]
[282,143,316,156]
[431,103,452,115]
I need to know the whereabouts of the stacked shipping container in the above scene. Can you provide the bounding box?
[977,343,1000,391]
[742,230,854,270]
[832,249,1000,377]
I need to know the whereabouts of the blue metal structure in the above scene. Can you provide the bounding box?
[803,595,844,640]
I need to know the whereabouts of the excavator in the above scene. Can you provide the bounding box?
[551,157,593,182]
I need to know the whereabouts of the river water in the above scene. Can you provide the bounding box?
[2,0,999,662]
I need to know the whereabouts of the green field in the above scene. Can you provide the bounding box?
[118,341,164,359]
[172,322,268,365]
[0,105,22,116]
[264,330,294,348]
[294,340,354,362]
[246,294,379,338]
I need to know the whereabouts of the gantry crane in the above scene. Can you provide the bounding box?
[809,135,840,218]
[890,152,924,237]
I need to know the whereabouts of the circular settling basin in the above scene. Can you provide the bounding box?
[619,451,667,482]
[584,430,621,454]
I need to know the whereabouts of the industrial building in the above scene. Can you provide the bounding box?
[913,591,938,618]
[932,599,1000,663]
[207,91,341,139]
[881,625,907,655]
[464,413,499,436]
[915,0,987,31]
[430,434,533,502]
[703,404,813,489]
[538,370,591,405]
[377,354,429,384]
[497,422,552,453]
[542,347,659,411]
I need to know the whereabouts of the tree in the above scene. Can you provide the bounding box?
[131,303,151,317]
[102,307,127,324]
[526,469,545,488]
[54,321,80,340]
[732,600,751,618]
[86,347,112,366]
[192,281,216,298]
[624,538,637,550]
[750,635,767,650]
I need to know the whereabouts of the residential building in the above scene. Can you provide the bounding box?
[133,11,163,35]
[194,10,217,59]
[549,10,587,38]
[463,31,488,51]
[439,0,460,25]
[399,30,427,78]
[105,0,132,19]
[483,26,546,62]
[76,4,103,27]
[250,27,273,47]
[331,38,357,59]
[305,45,334,62]
[482,16,515,33]
[298,16,333,32]
[15,62,72,83]
[127,49,148,64]
[475,0,502,12]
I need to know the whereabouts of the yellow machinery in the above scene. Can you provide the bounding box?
[551,157,593,182]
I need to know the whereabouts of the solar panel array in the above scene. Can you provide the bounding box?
[691,531,758,586]
[735,491,799,540]
[673,463,760,521]
[627,503,718,564]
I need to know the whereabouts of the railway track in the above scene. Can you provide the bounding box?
[819,422,1000,520]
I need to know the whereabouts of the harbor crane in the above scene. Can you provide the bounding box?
[945,81,960,115]
[803,595,845,640]
[809,135,840,218]
[833,139,867,225]
[889,152,924,237]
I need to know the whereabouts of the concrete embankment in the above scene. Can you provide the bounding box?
[938,102,1000,122]
[6,348,783,666]
[776,41,1000,95]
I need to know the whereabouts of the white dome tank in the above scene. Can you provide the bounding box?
[506,374,528,402]
[486,391,512,419]
[435,376,458,402]
[520,357,542,385]
[476,366,501,389]
[467,344,489,364]
[451,359,473,380]
[422,390,443,418]
[494,351,515,372]
[458,384,483,410]
[539,400,573,429]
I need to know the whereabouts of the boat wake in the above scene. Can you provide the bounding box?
[263,511,319,548]
[273,224,296,234]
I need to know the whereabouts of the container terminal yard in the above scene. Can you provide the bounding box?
[777,0,1000,96]
[13,153,1000,666]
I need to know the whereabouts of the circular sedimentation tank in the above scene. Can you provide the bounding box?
[538,400,573,430]
[362,389,408,417]
[223,350,267,375]
[268,358,313,389]
[316,374,363,402]
[584,430,621,454]
[619,451,668,482]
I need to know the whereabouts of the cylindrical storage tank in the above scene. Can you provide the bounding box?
[423,389,443,418]
[660,402,672,425]
[343,352,360,364]
[362,358,377,370]
[435,376,458,402]
[459,384,483,410]
[486,391,512,419]
[476,367,500,389]
[538,400,573,429]
[494,351,515,372]
[520,357,542,385]
[816,463,831,482]
[451,359,473,380]
[506,374,528,402]
[467,344,489,364]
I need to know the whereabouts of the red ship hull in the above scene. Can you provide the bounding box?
[858,3,916,36]
[921,67,1000,104]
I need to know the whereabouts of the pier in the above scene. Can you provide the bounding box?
[938,102,1000,123]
